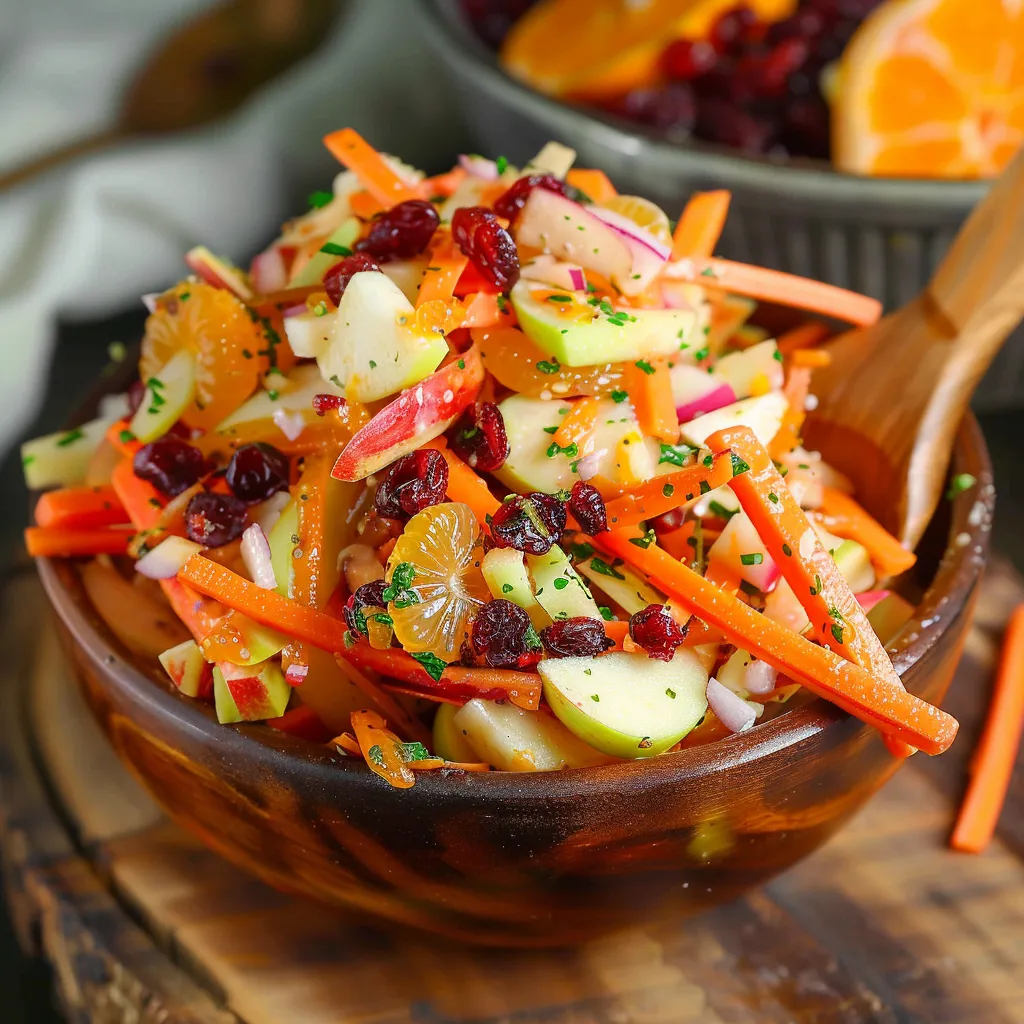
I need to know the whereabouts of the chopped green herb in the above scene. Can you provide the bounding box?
[782,543,793,557]
[768,492,780,504]
[809,573,823,596]
[599,606,614,621]
[634,359,655,375]
[591,694,600,702]
[740,553,764,566]
[411,651,447,681]
[56,428,84,448]
[547,294,573,303]
[699,480,711,495]
[629,529,656,550]
[367,744,385,766]
[830,622,845,645]
[536,359,560,374]
[179,291,190,302]
[308,189,334,208]
[773,348,784,361]
[665,688,676,699]
[267,390,280,401]
[369,360,377,369]
[731,453,751,477]
[501,583,514,594]
[708,500,736,520]
[21,455,35,468]
[371,613,394,628]
[703,454,714,467]
[496,295,508,313]
[320,241,353,257]
[572,541,595,561]
[693,346,710,362]
[329,375,343,388]
[546,441,578,459]
[946,473,977,500]
[590,557,625,580]
[553,577,570,591]
[542,425,558,434]
[496,155,509,175]
[610,389,628,404]
[398,741,431,763]
[663,483,675,497]
[659,443,695,467]
[457,358,465,370]
[119,429,136,444]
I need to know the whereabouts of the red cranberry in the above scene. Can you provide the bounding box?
[471,599,540,669]
[568,481,607,535]
[661,39,718,81]
[323,252,381,305]
[374,450,449,519]
[127,379,147,417]
[450,402,509,471]
[756,38,810,96]
[489,494,564,555]
[133,438,210,497]
[540,617,614,658]
[781,96,831,159]
[696,98,775,153]
[356,200,439,262]
[629,604,689,661]
[344,579,389,636]
[185,491,248,547]
[492,174,568,221]
[615,85,697,133]
[225,443,290,503]
[767,8,826,43]
[709,6,760,50]
[451,206,520,290]
[312,393,347,416]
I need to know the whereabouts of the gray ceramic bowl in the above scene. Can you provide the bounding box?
[413,0,1024,410]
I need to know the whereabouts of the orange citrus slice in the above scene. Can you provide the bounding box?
[833,0,1024,178]
[601,194,673,243]
[140,282,263,432]
[501,0,795,101]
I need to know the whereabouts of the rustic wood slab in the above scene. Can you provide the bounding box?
[2,562,1024,1024]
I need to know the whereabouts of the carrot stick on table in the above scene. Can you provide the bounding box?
[672,190,731,259]
[818,486,917,578]
[322,128,421,207]
[34,485,127,530]
[951,605,1024,853]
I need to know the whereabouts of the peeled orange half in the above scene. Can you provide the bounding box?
[833,0,1024,178]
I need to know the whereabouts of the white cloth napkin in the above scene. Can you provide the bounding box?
[0,0,466,451]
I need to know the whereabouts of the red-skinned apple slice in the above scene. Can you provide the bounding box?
[331,346,484,482]
[185,246,253,301]
[158,639,214,699]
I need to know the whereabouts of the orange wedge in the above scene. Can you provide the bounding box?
[833,0,1024,178]
[500,0,796,101]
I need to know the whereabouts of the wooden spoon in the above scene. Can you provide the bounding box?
[0,0,343,193]
[804,145,1024,550]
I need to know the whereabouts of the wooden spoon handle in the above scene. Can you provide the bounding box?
[0,129,124,194]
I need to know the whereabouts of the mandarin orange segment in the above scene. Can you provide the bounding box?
[834,0,1024,178]
[386,502,489,663]
[140,282,263,431]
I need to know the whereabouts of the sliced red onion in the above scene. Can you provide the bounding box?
[251,491,291,535]
[251,246,288,294]
[707,677,757,734]
[281,302,308,318]
[135,536,203,579]
[675,383,736,423]
[591,207,671,260]
[856,589,892,613]
[284,662,308,686]
[273,408,306,442]
[141,292,160,314]
[458,154,499,180]
[671,365,737,423]
[574,450,605,481]
[241,524,277,590]
[590,207,670,292]
[743,659,778,695]
[521,254,587,292]
[568,267,586,291]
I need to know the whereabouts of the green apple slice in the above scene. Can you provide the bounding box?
[832,538,875,592]
[678,391,788,449]
[527,544,601,621]
[540,650,708,758]
[576,556,663,615]
[432,702,482,763]
[22,415,120,490]
[268,499,299,598]
[288,217,361,287]
[481,547,550,628]
[213,660,290,723]
[451,699,612,771]
[158,639,213,698]
[511,280,696,367]
[316,271,449,402]
[129,349,196,443]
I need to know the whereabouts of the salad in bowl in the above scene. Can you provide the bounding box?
[24,128,959,790]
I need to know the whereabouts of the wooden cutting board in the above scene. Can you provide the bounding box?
[2,562,1024,1024]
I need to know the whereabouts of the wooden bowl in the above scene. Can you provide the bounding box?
[37,416,993,947]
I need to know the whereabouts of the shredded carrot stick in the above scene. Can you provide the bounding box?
[776,320,832,356]
[623,359,678,442]
[417,233,469,307]
[951,605,1024,852]
[768,365,813,460]
[692,258,882,326]
[658,520,697,563]
[110,458,165,530]
[376,536,398,565]
[565,168,617,203]
[407,758,492,772]
[161,577,227,643]
[422,166,467,197]
[792,349,832,368]
[459,292,502,328]
[603,453,733,532]
[554,396,601,448]
[602,620,630,649]
[333,731,362,756]
[105,419,141,458]
[350,708,416,789]
[348,189,386,220]
[334,657,432,745]
[596,531,957,754]
[34,486,127,530]
[25,525,134,558]
[322,128,421,207]
[586,474,628,501]
[672,190,731,260]
[422,438,500,523]
[818,487,917,578]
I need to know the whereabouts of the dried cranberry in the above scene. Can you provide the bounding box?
[344,580,389,636]
[696,98,775,153]
[756,38,810,96]
[312,393,347,417]
[323,252,381,305]
[225,443,290,503]
[492,174,567,221]
[540,617,614,658]
[615,84,697,134]
[781,96,831,159]
[374,450,449,519]
[185,491,248,547]
[568,481,608,535]
[471,599,540,669]
[489,495,560,555]
[450,401,510,471]
[767,7,825,44]
[629,604,689,662]
[461,0,538,48]
[661,39,718,81]
[451,206,520,290]
[709,6,760,50]
[356,200,439,262]
[531,491,567,537]
[127,379,147,417]
[133,438,210,497]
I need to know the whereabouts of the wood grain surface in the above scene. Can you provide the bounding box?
[2,563,1023,1024]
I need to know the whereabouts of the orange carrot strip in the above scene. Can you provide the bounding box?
[696,259,882,326]
[351,708,416,789]
[671,190,731,259]
[422,166,467,197]
[603,453,733,532]
[623,359,678,442]
[658,520,697,563]
[417,233,469,307]
[818,487,917,578]
[951,605,1024,852]
[333,731,362,756]
[408,758,492,772]
[110,458,165,530]
[105,419,141,458]
[376,536,398,565]
[348,189,386,220]
[598,531,957,754]
[179,555,349,653]
[566,168,617,203]
[35,485,127,530]
[322,128,420,207]
[603,620,630,648]
[422,438,500,523]
[335,657,432,745]
[553,396,601,448]
[776,320,832,356]
[161,577,226,643]
[767,365,813,461]
[25,525,133,558]
[459,292,502,329]
[792,348,832,368]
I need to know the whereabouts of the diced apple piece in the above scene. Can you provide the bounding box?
[452,699,612,771]
[523,141,576,178]
[679,391,788,449]
[510,279,695,367]
[763,577,810,633]
[576,556,662,615]
[866,592,915,646]
[713,340,784,399]
[671,364,737,422]
[283,310,332,360]
[129,349,196,443]
[382,259,429,303]
[213,659,290,723]
[833,538,876,593]
[528,544,601,621]
[433,702,483,763]
[332,348,484,481]
[159,639,214,699]
[540,650,708,758]
[200,611,289,667]
[267,499,298,598]
[707,511,781,592]
[288,218,361,287]
[482,547,550,628]
[22,416,118,490]
[185,246,253,301]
